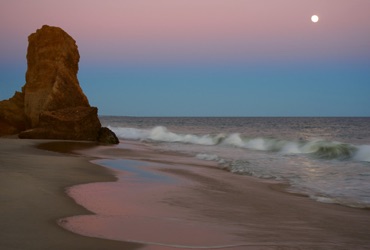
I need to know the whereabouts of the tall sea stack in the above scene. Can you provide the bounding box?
[0,25,118,144]
[24,25,89,127]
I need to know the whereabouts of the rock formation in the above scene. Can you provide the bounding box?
[0,25,118,144]
[97,127,119,144]
[18,107,101,141]
[24,25,89,127]
[0,90,28,135]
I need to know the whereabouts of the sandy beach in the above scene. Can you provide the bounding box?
[0,138,142,250]
[1,138,370,249]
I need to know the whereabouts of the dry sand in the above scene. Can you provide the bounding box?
[0,138,142,250]
[1,138,370,250]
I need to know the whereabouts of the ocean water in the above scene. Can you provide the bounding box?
[100,116,370,208]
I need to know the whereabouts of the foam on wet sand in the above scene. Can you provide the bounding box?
[58,140,370,249]
[2,138,370,249]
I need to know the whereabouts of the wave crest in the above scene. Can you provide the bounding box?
[108,126,370,162]
[149,126,220,145]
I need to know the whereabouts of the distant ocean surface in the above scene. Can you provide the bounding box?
[100,117,370,208]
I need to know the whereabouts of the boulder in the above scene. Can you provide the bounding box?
[97,127,120,144]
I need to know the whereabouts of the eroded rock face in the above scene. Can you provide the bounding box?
[0,25,118,143]
[24,25,89,127]
[0,91,28,136]
[19,106,101,140]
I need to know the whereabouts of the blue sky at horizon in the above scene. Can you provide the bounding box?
[1,0,369,117]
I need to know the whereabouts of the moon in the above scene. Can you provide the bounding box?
[311,15,319,23]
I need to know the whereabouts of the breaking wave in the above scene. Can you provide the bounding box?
[109,126,370,162]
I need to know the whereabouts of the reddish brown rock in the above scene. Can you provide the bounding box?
[0,91,29,136]
[19,107,101,141]
[24,25,89,127]
[0,25,118,143]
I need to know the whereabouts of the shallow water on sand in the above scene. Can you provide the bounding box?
[60,158,246,248]
[60,141,370,249]
[102,116,370,208]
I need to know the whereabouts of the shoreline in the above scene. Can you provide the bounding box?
[51,140,370,249]
[2,138,370,249]
[0,138,143,250]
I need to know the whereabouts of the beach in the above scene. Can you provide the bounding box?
[1,138,370,249]
[1,1,369,248]
[0,138,142,250]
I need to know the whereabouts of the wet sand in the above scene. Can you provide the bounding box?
[0,138,142,250]
[57,140,370,249]
[2,138,370,249]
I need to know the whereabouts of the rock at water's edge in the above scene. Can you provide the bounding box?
[97,127,120,144]
[0,25,118,143]
[19,106,101,141]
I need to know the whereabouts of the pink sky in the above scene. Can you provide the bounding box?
[1,0,369,65]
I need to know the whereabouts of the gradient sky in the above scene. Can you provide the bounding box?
[1,0,369,116]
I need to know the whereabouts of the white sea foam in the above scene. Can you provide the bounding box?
[108,126,149,140]
[222,133,244,147]
[353,145,370,162]
[110,126,221,146]
[280,142,301,154]
[196,153,220,161]
[102,117,370,208]
[109,125,369,162]
[148,126,218,145]
[222,134,281,151]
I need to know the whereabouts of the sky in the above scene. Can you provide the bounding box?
[0,0,369,117]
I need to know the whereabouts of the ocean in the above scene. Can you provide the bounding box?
[100,116,370,208]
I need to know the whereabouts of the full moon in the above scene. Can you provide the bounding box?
[311,15,319,23]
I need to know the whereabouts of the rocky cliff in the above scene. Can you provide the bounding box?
[0,25,118,144]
